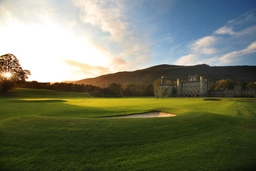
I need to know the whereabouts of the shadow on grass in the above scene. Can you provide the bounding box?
[203,98,221,101]
[9,99,67,103]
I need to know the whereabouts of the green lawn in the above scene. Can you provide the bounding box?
[1,88,256,170]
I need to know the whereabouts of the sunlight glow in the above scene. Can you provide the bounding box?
[0,20,111,82]
[3,72,12,78]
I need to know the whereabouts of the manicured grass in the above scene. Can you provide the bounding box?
[1,88,256,170]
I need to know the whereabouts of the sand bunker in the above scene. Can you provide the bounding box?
[108,111,176,118]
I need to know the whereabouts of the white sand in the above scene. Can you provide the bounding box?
[108,111,176,118]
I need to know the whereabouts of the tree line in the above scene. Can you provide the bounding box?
[210,79,256,90]
[18,79,256,97]
[21,81,154,97]
[1,53,255,96]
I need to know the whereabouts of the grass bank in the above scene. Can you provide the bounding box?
[0,88,256,170]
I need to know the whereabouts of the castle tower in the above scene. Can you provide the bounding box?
[188,74,198,82]
[199,76,210,96]
[177,78,182,96]
[200,76,205,96]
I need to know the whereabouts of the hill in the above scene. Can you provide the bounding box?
[73,64,256,87]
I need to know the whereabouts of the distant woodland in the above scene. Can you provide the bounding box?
[21,64,256,97]
[22,81,154,97]
[22,79,256,97]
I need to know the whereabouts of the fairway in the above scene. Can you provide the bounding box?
[1,89,256,170]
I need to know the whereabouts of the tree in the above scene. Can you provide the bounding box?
[0,54,30,92]
[160,87,168,98]
[246,82,256,89]
[213,79,235,90]
[153,79,161,97]
[107,83,123,97]
[144,83,154,96]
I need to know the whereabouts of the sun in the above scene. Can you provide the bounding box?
[3,72,12,78]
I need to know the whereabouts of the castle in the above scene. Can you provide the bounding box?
[156,74,255,98]
[210,85,256,97]
[177,74,210,97]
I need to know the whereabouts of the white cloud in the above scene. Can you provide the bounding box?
[244,41,256,52]
[214,26,234,35]
[227,9,256,25]
[190,36,217,55]
[72,0,127,42]
[73,0,152,70]
[234,26,256,37]
[175,54,198,65]
[174,36,218,65]
[175,9,256,67]
[218,41,256,65]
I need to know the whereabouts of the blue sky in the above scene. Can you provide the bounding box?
[0,0,256,82]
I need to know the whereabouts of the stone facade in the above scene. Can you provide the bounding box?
[155,74,255,98]
[210,85,256,97]
[177,74,210,97]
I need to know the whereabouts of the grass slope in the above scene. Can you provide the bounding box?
[0,88,256,170]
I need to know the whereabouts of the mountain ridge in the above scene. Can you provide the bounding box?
[72,64,256,87]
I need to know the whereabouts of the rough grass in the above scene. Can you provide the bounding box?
[0,88,256,171]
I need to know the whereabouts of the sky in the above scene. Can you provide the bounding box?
[0,0,256,82]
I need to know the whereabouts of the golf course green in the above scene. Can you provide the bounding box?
[1,88,256,170]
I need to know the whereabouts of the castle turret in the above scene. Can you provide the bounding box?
[177,78,182,96]
[200,76,209,96]
[200,76,204,95]
[188,74,199,81]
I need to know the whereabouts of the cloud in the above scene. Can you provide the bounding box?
[234,26,256,37]
[174,9,256,66]
[72,0,127,42]
[72,0,152,69]
[0,5,13,23]
[174,36,218,65]
[214,26,234,35]
[64,60,110,78]
[218,41,256,65]
[190,36,217,55]
[112,58,127,66]
[227,9,256,25]
[0,0,57,25]
[175,54,198,65]
[244,41,256,52]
